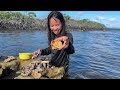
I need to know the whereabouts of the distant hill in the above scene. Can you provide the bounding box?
[0,11,107,31]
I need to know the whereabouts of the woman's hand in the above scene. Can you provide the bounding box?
[54,36,69,50]
[32,50,41,59]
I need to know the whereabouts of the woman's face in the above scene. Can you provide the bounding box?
[49,17,62,35]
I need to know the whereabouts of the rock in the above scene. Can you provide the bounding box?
[0,64,1,67]
[4,56,16,63]
[14,75,34,79]
[0,68,3,77]
[31,70,42,79]
[0,60,20,78]
[19,60,33,69]
[1,60,20,71]
[46,67,65,79]
[18,59,42,69]
[0,58,65,79]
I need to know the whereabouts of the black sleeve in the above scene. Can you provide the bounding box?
[50,49,69,67]
[65,33,75,54]
[41,46,52,55]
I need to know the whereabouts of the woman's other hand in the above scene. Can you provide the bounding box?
[32,50,41,59]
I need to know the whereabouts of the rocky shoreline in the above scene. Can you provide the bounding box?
[0,11,106,31]
[0,20,105,31]
[0,58,65,79]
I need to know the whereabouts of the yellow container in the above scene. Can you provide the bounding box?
[19,53,32,60]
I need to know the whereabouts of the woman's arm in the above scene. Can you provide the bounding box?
[41,46,52,55]
[32,46,52,59]
[65,33,75,54]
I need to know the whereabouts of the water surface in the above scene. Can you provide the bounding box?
[0,30,120,79]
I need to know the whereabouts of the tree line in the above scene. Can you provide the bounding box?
[0,11,106,31]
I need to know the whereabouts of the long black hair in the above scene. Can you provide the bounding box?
[47,11,67,45]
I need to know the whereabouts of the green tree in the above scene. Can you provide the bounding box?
[64,14,71,21]
[28,12,36,18]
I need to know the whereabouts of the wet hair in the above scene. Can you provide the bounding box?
[47,11,67,45]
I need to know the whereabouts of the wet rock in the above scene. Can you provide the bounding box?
[0,60,20,78]
[4,56,16,63]
[0,68,3,77]
[19,59,41,69]
[31,70,42,79]
[1,60,20,71]
[0,58,65,79]
[14,75,34,79]
[46,67,65,79]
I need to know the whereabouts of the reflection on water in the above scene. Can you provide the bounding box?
[0,30,120,79]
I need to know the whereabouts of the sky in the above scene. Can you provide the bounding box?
[19,11,120,28]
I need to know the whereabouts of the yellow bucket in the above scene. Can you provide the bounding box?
[19,53,32,60]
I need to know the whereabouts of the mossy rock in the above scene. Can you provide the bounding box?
[14,75,34,79]
[1,60,20,71]
[0,58,65,79]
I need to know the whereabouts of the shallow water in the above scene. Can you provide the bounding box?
[0,30,120,79]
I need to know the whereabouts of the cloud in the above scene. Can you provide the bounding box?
[96,16,106,20]
[107,18,120,23]
[74,11,83,19]
[96,16,120,23]
[108,18,116,21]
[90,18,99,22]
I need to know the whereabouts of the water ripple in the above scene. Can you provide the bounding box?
[1,30,120,79]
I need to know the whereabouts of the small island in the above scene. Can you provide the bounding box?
[0,11,108,31]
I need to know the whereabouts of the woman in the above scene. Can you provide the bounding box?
[32,11,75,74]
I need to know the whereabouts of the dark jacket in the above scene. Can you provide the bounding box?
[40,33,75,68]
